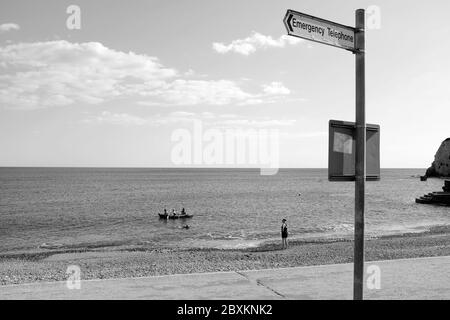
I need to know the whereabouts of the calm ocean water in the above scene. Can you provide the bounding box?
[0,168,449,253]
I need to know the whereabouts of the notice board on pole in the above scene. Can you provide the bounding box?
[328,120,380,181]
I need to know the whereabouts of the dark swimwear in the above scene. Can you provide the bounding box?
[281,225,288,238]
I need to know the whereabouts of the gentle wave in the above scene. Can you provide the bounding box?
[13,223,449,255]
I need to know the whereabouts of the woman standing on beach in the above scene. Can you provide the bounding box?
[281,219,288,249]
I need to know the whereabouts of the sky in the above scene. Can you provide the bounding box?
[0,0,449,168]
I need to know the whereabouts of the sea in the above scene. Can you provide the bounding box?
[0,168,449,253]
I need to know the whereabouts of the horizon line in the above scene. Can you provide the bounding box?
[0,166,427,170]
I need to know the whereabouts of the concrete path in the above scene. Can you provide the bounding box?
[1,256,449,299]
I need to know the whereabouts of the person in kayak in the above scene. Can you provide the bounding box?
[163,208,168,216]
[281,219,288,249]
[171,209,177,217]
[181,208,186,215]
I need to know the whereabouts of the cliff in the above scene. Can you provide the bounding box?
[426,138,450,177]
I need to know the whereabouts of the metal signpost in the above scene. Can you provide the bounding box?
[353,10,366,300]
[284,9,367,300]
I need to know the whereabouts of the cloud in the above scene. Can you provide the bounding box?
[214,119,296,128]
[169,111,196,118]
[212,32,303,55]
[161,112,297,128]
[280,131,327,139]
[83,110,297,129]
[0,23,20,33]
[0,40,293,109]
[140,80,292,107]
[263,82,290,95]
[82,111,148,126]
[83,110,202,127]
[140,79,253,106]
[138,79,290,106]
[0,41,175,109]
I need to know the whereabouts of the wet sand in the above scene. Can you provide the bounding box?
[1,228,450,285]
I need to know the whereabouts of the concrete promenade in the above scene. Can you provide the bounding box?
[1,256,449,299]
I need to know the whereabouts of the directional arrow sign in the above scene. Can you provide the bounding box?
[283,10,356,51]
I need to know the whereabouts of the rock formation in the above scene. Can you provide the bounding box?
[416,180,450,206]
[425,138,450,177]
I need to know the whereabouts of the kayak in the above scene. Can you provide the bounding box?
[158,213,193,219]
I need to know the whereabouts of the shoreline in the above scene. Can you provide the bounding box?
[2,224,449,259]
[1,226,450,285]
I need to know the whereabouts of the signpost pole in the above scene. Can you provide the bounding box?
[283,7,373,299]
[354,9,366,300]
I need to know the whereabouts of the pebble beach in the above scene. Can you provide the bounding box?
[1,227,449,286]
